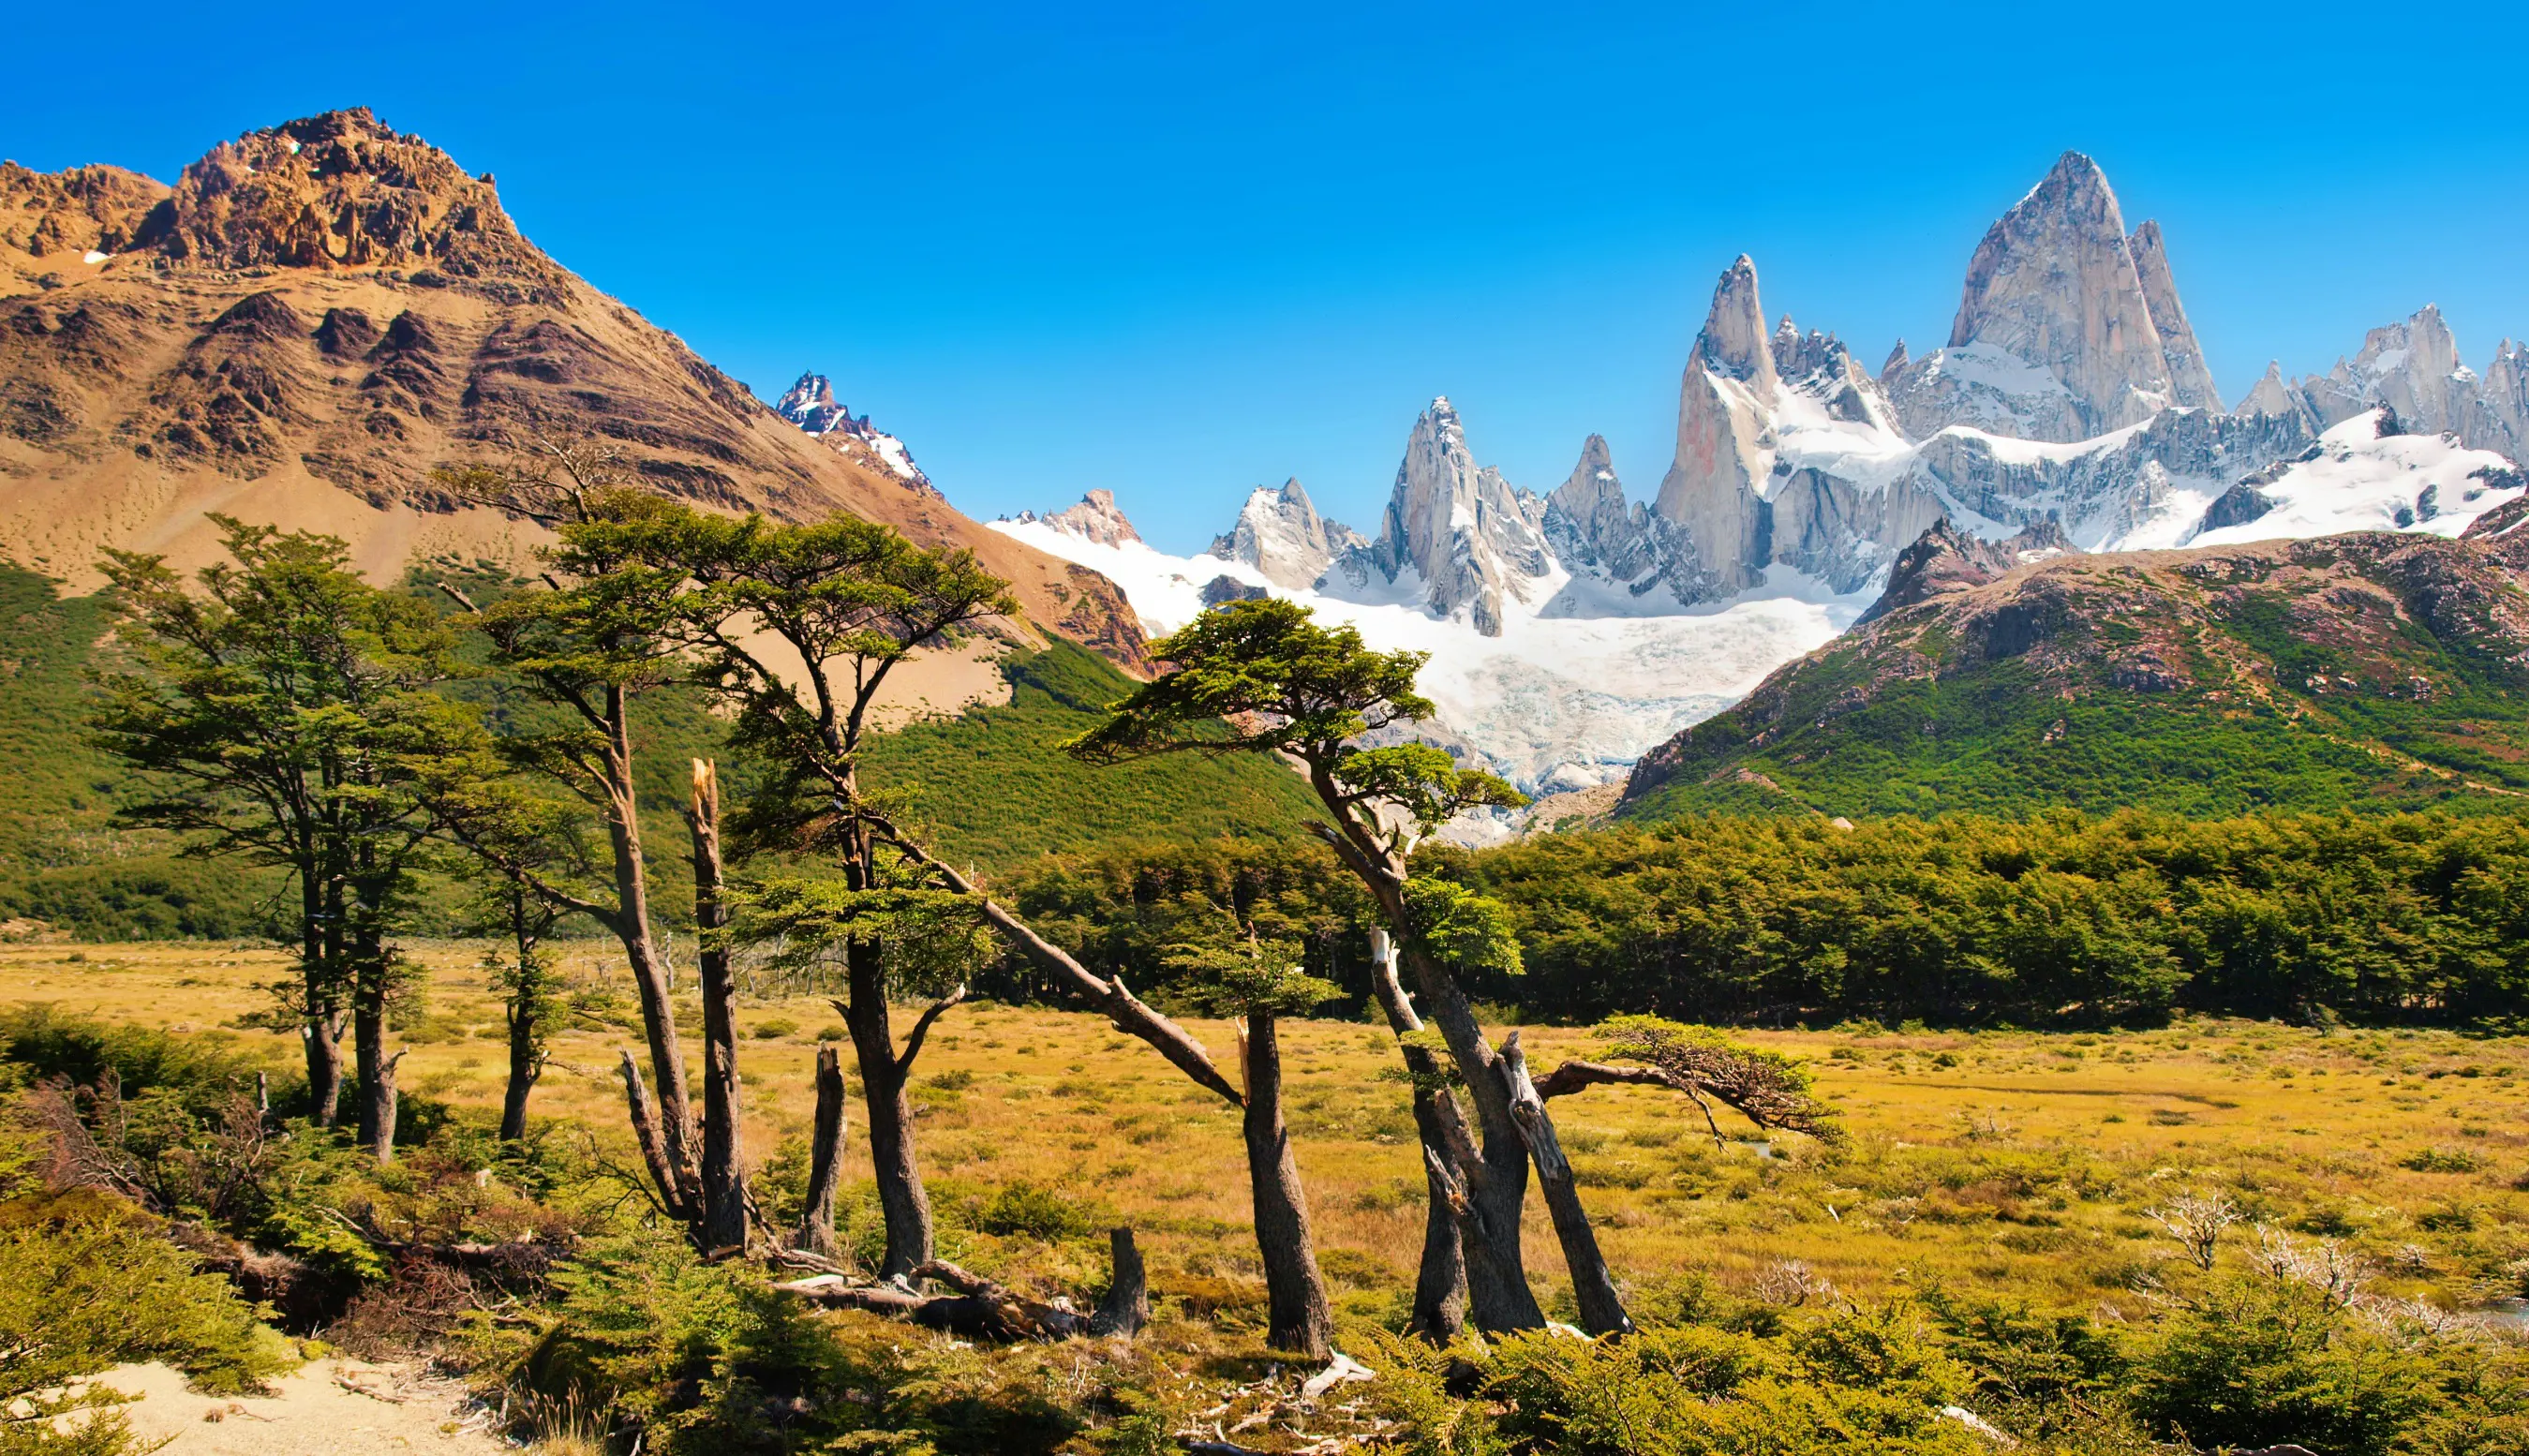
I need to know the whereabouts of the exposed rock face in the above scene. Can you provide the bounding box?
[2477,340,2529,458]
[1025,488,1143,548]
[1542,434,1647,578]
[1852,517,2069,626]
[1887,152,2187,442]
[2233,306,2525,465]
[0,162,168,260]
[773,372,934,492]
[1360,396,1555,635]
[0,108,1143,666]
[1209,477,1363,590]
[2128,220,2221,411]
[1652,256,1778,600]
[138,108,565,291]
[2237,360,2315,429]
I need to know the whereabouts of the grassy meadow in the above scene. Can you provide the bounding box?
[10,937,2526,1330]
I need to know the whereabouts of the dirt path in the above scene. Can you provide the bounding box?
[94,1359,511,1454]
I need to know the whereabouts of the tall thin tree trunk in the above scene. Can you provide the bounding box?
[1241,1011,1332,1359]
[499,888,543,1142]
[689,759,749,1254]
[350,929,398,1164]
[799,1044,850,1256]
[601,690,702,1218]
[843,939,932,1281]
[1366,929,1469,1341]
[299,873,343,1126]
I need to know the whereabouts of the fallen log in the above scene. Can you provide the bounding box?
[775,1228,1150,1343]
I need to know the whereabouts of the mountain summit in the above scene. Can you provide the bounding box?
[0,109,1140,662]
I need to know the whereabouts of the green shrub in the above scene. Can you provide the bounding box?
[2403,1147,2484,1173]
[0,1183,293,1456]
[2133,1274,2440,1456]
[974,1181,1099,1241]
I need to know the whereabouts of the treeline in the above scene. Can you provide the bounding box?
[998,809,2529,1026]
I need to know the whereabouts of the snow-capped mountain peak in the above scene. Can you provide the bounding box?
[772,371,930,488]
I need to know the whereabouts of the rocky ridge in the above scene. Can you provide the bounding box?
[1622,508,2529,819]
[1206,477,1365,591]
[772,372,934,493]
[0,109,1142,665]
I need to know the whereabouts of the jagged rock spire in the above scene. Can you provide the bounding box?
[2128,219,2221,410]
[1652,257,1778,600]
[1367,397,1553,635]
[1941,150,2179,438]
[1212,477,1363,590]
[1696,255,1778,406]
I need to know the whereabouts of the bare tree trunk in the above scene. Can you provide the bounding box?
[1501,1033,1631,1337]
[366,1048,403,1164]
[498,1006,538,1143]
[302,1011,346,1129]
[688,759,749,1255]
[498,888,546,1143]
[352,993,396,1163]
[1366,929,1469,1342]
[1400,943,1545,1333]
[1242,1011,1332,1359]
[799,1044,849,1257]
[1091,1228,1149,1337]
[619,1051,695,1223]
[601,689,702,1217]
[842,940,933,1280]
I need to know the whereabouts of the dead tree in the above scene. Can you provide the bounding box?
[797,1044,851,1256]
[686,757,750,1254]
[777,1233,1150,1344]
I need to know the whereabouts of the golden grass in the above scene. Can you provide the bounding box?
[8,939,2526,1322]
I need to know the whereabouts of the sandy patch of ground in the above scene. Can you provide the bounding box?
[92,1359,509,1455]
[863,635,1014,728]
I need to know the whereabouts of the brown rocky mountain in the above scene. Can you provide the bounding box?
[0,108,1144,665]
[1620,509,2529,820]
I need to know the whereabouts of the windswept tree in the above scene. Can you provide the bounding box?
[620,507,1014,1277]
[605,505,1342,1351]
[1069,596,1838,1338]
[92,517,474,1162]
[433,441,723,1231]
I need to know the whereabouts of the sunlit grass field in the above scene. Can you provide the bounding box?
[7,939,2526,1332]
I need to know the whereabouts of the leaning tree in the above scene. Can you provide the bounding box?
[1068,596,1840,1337]
[615,505,1016,1279]
[432,442,737,1241]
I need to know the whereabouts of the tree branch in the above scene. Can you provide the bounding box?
[870,818,1244,1107]
[896,984,968,1077]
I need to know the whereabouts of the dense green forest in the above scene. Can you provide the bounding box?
[1004,810,2529,1027]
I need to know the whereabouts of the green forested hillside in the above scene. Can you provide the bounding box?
[0,567,1319,936]
[1622,529,2529,823]
[863,641,1324,877]
[0,564,282,938]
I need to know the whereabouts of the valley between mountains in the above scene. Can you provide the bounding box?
[8,100,2529,1456]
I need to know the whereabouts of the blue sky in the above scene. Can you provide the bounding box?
[7,2,2527,553]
